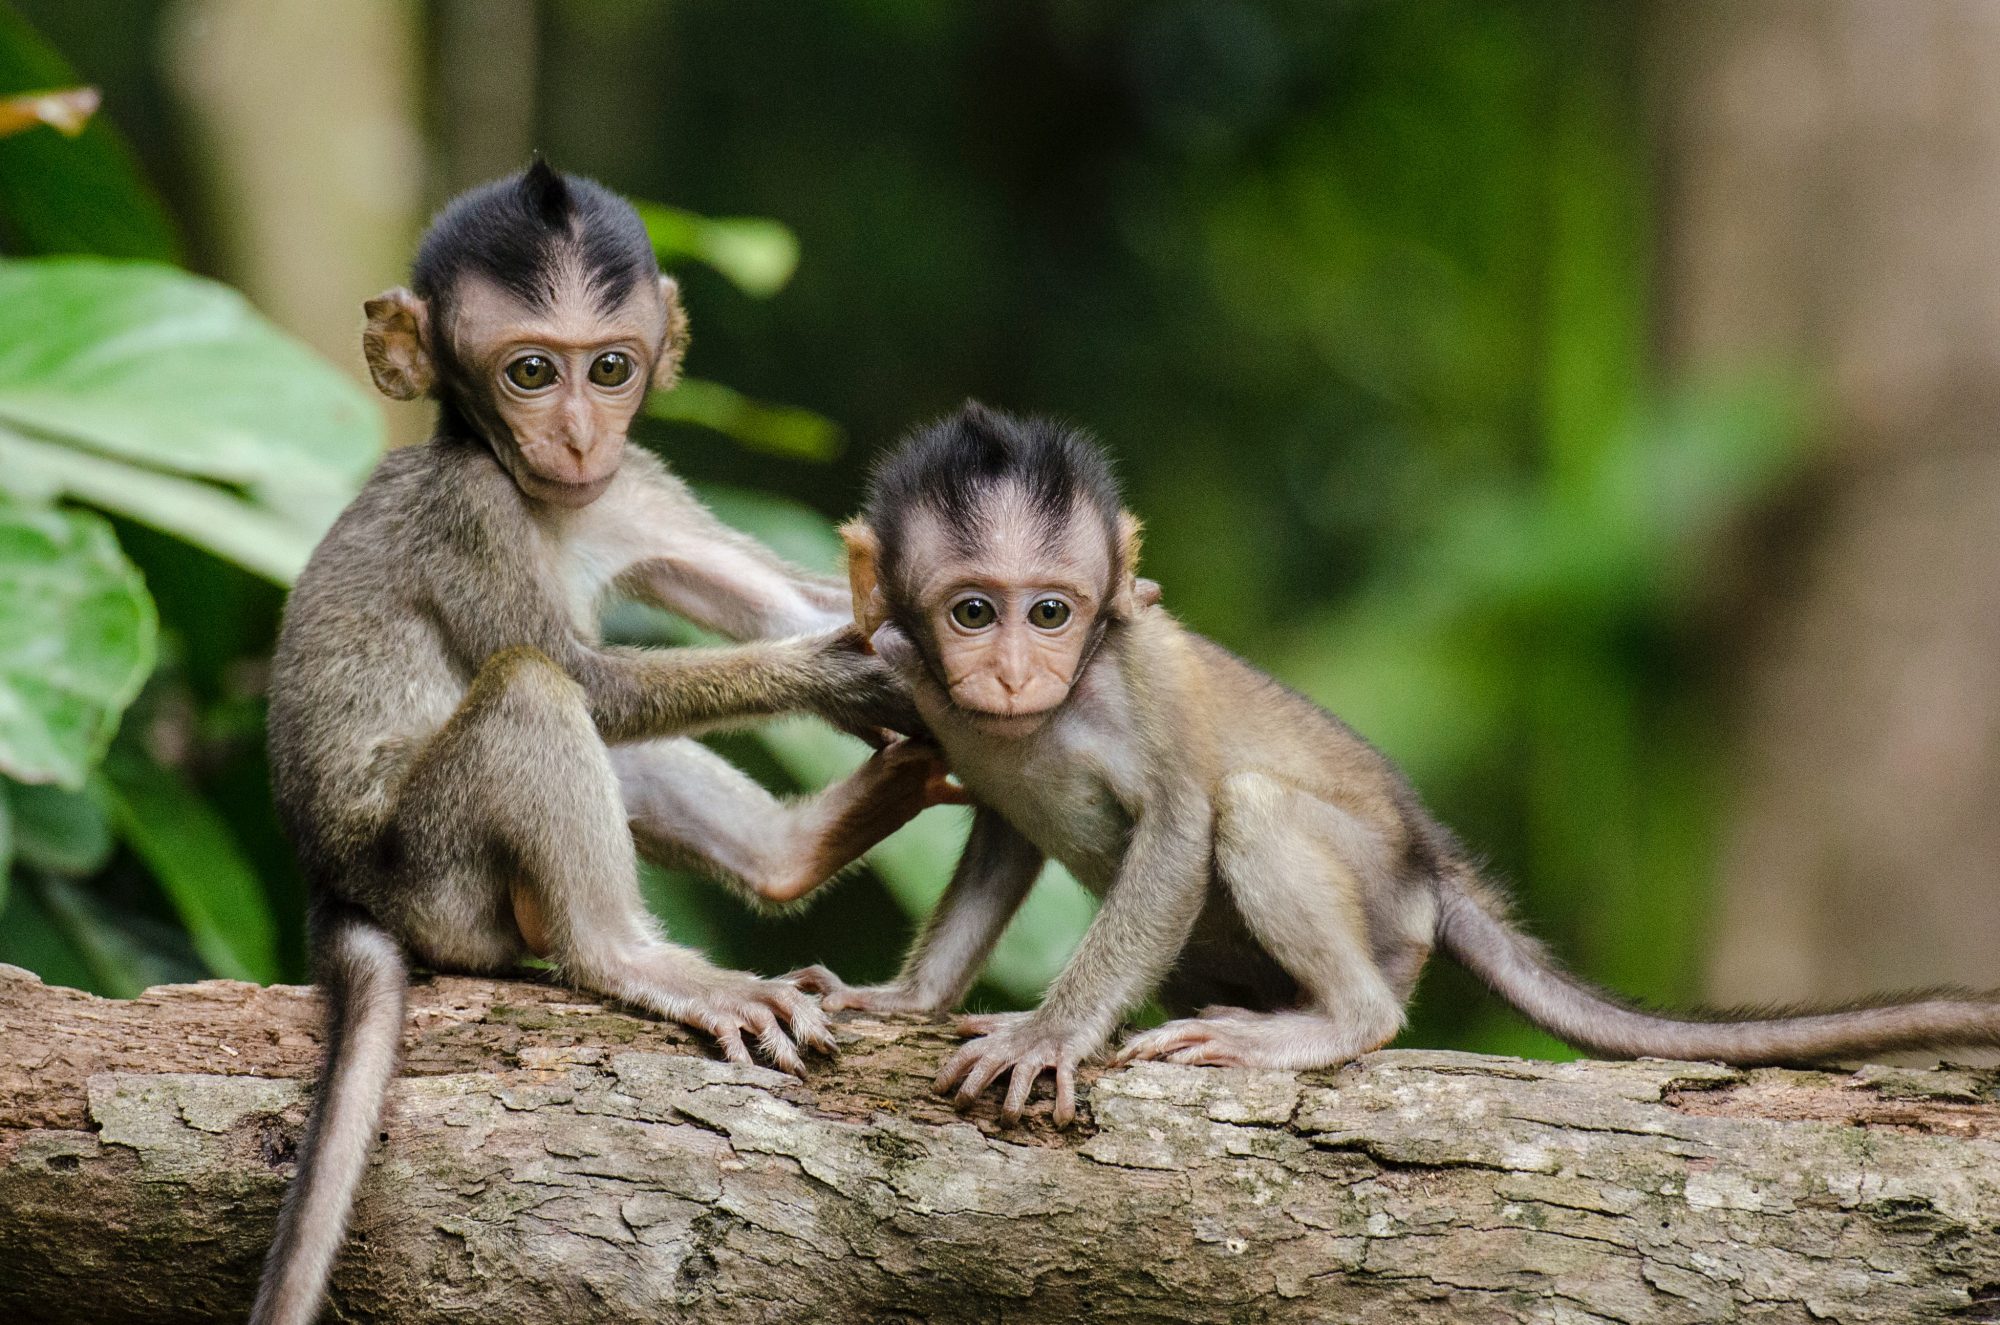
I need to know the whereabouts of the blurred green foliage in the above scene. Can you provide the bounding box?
[0,0,1814,1060]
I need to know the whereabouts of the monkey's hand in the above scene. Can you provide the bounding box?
[874,736,967,810]
[676,969,840,1077]
[785,966,948,1017]
[936,1011,1096,1127]
[801,626,926,739]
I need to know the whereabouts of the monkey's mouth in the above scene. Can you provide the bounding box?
[950,696,1064,735]
[523,471,616,507]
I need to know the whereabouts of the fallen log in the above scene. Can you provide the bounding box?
[2,964,1998,1323]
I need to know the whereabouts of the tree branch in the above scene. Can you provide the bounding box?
[3,964,1998,1322]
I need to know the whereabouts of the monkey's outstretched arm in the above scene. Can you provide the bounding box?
[791,807,1044,1014]
[616,471,851,639]
[571,632,915,743]
[937,788,1212,1125]
[613,735,959,908]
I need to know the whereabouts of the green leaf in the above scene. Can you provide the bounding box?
[6,778,112,874]
[637,202,800,298]
[693,482,846,574]
[33,873,198,997]
[0,425,319,583]
[648,378,843,461]
[99,755,279,983]
[0,258,382,498]
[0,876,96,991]
[0,7,177,261]
[0,495,156,786]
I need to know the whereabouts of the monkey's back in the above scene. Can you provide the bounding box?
[267,443,478,888]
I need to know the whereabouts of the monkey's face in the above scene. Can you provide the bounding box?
[364,271,687,510]
[445,275,673,507]
[899,497,1115,732]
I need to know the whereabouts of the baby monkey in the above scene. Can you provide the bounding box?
[795,403,2000,1126]
[253,163,944,1325]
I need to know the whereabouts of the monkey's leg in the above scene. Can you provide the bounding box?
[395,647,834,1072]
[609,735,948,905]
[1114,772,1410,1070]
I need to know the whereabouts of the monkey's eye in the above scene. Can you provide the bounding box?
[589,352,634,387]
[949,598,997,630]
[505,355,557,390]
[1029,599,1072,630]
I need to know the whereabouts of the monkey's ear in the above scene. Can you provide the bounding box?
[362,288,434,401]
[1109,509,1147,618]
[840,520,890,641]
[650,274,690,391]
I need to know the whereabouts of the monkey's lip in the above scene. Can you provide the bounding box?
[952,701,1062,734]
[524,471,616,506]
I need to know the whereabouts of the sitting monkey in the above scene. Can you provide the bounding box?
[253,163,943,1325]
[794,402,2000,1127]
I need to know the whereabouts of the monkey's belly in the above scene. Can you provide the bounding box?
[1158,888,1301,1015]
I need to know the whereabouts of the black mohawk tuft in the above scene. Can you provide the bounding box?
[410,159,657,315]
[864,401,1123,574]
[519,155,573,227]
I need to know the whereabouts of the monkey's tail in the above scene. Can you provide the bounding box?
[249,903,408,1325]
[1434,870,2000,1064]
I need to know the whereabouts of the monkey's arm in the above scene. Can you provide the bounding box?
[937,787,1212,1125]
[616,472,850,640]
[570,632,915,745]
[791,807,1044,1014]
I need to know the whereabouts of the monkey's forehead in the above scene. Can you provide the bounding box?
[899,496,1114,599]
[448,270,668,355]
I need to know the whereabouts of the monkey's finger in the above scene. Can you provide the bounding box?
[1000,1060,1040,1120]
[1053,1064,1077,1128]
[755,1020,807,1077]
[713,1025,754,1067]
[935,1042,984,1094]
[784,965,840,995]
[956,1053,1012,1108]
[954,1013,1010,1037]
[771,990,837,1055]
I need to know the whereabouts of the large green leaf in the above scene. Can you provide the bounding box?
[0,6,177,261]
[99,755,279,983]
[0,259,381,498]
[0,425,320,583]
[648,378,843,461]
[6,777,112,874]
[0,495,155,787]
[638,202,800,298]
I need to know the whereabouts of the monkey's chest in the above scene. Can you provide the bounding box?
[949,741,1131,890]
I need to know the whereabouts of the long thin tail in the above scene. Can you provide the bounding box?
[250,905,407,1325]
[1435,871,2000,1064]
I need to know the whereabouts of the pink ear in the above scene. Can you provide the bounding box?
[362,288,434,401]
[840,521,890,637]
[650,274,690,390]
[1109,510,1147,618]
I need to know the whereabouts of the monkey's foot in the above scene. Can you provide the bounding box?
[784,966,943,1017]
[671,974,839,1077]
[1111,1008,1392,1071]
[936,1011,1091,1127]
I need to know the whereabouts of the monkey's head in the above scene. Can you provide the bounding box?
[843,403,1146,735]
[362,159,687,508]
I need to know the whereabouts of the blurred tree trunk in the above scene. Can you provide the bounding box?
[161,0,426,445]
[1653,2,2000,1011]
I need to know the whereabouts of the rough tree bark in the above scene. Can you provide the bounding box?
[3,966,1999,1324]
